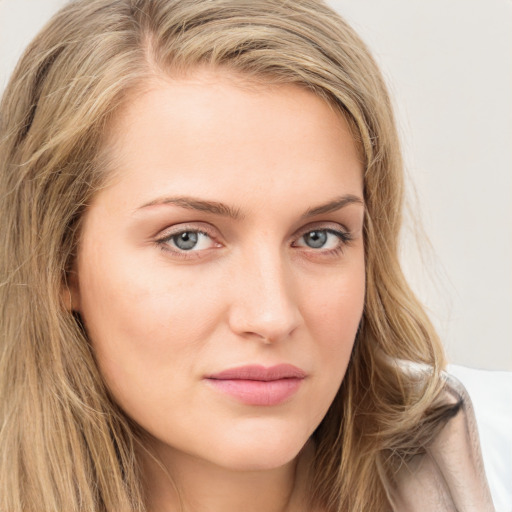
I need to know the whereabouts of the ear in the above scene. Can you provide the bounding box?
[61,268,81,312]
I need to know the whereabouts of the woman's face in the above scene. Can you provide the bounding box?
[71,70,365,471]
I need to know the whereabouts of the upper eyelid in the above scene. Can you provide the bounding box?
[155,222,218,240]
[152,220,352,247]
[292,221,350,239]
[154,220,352,244]
[155,221,350,239]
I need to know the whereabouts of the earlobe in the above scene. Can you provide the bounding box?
[61,270,81,312]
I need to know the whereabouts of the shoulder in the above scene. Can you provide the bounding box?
[391,372,495,511]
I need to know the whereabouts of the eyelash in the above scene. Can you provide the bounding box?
[155,225,353,260]
[155,226,218,260]
[294,228,353,258]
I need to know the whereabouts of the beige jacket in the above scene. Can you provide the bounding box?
[392,374,495,511]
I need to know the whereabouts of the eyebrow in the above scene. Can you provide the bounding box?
[137,193,364,219]
[138,196,244,219]
[301,194,364,218]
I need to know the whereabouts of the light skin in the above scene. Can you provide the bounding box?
[69,69,365,512]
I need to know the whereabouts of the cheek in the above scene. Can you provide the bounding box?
[298,257,365,404]
[75,246,225,416]
[302,260,365,351]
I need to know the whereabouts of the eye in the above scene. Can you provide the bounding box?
[295,229,349,251]
[162,230,216,252]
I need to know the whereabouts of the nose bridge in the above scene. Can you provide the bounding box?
[228,241,300,342]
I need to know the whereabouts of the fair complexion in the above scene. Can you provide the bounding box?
[70,70,365,512]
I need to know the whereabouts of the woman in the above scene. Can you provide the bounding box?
[0,0,494,511]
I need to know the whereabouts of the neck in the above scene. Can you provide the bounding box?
[140,439,316,512]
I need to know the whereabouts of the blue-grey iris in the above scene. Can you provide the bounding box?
[173,232,198,250]
[304,230,327,248]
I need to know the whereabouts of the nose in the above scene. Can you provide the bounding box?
[227,247,302,344]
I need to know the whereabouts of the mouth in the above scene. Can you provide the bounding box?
[204,364,306,406]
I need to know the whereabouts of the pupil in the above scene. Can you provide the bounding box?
[306,230,327,249]
[174,232,198,250]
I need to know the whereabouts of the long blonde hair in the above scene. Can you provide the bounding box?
[0,1,452,510]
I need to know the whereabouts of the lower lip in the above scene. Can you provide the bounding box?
[205,378,303,406]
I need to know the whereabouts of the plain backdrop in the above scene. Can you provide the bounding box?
[1,0,511,370]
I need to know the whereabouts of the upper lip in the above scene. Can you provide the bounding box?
[206,364,307,381]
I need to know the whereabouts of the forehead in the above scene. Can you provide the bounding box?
[94,69,363,213]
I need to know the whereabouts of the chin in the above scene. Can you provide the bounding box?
[215,448,302,472]
[205,424,311,472]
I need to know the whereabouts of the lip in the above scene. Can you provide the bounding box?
[204,364,306,406]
